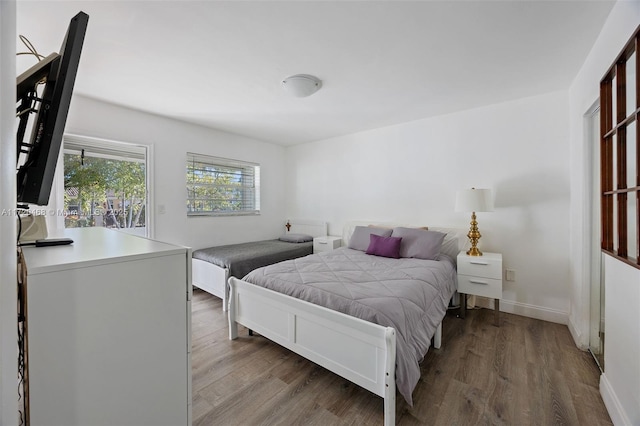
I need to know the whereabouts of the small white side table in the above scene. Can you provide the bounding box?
[313,236,342,253]
[457,251,503,326]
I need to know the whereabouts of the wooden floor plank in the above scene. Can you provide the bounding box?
[191,289,612,425]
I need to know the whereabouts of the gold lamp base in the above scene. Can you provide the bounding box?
[466,211,483,256]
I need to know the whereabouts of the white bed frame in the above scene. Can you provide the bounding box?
[228,222,464,425]
[192,219,327,311]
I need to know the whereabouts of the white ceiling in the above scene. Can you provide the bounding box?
[16,1,615,146]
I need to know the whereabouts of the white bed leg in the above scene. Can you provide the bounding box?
[228,278,238,340]
[222,271,230,312]
[383,328,396,426]
[433,322,442,349]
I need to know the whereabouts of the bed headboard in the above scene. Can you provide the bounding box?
[341,221,469,259]
[286,219,327,238]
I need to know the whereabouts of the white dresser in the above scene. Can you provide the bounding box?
[457,251,503,326]
[21,228,192,426]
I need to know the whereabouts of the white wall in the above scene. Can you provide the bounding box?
[0,1,18,425]
[601,255,640,426]
[568,1,640,424]
[64,95,287,250]
[286,90,571,324]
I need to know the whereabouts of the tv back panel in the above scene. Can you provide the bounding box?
[16,11,89,206]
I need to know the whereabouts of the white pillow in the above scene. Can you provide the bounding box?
[429,227,469,259]
[347,226,393,251]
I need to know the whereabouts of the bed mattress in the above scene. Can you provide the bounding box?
[192,239,313,279]
[242,247,457,406]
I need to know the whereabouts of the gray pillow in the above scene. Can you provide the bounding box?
[348,226,393,251]
[279,233,313,243]
[390,227,446,260]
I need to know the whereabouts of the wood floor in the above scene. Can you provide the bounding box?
[191,289,612,426]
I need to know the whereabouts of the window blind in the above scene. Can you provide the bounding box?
[186,152,260,216]
[64,135,146,162]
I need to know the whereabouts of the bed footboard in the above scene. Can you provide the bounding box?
[192,259,230,311]
[228,277,397,426]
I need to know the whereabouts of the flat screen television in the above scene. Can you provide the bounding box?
[16,11,88,206]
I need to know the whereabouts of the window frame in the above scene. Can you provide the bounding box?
[60,134,152,238]
[600,25,640,269]
[186,152,260,217]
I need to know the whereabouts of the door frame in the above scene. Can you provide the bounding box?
[584,101,604,371]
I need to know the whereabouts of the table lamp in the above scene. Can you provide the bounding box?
[455,188,494,256]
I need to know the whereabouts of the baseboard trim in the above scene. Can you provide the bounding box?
[473,297,568,325]
[567,317,589,350]
[600,373,631,426]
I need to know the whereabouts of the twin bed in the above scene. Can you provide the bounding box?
[192,220,327,310]
[193,221,466,426]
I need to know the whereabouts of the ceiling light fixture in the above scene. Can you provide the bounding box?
[281,74,322,98]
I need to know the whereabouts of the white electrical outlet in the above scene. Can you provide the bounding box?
[505,269,516,281]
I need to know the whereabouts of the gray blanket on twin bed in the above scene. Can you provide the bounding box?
[192,239,313,280]
[242,247,457,406]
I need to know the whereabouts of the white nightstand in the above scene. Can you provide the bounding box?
[313,236,342,253]
[457,252,503,326]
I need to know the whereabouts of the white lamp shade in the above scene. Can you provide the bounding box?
[455,188,494,212]
[282,74,322,97]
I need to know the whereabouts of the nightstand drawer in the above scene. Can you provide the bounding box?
[457,254,502,279]
[457,274,502,299]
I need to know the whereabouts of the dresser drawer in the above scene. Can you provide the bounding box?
[457,274,502,299]
[457,254,502,279]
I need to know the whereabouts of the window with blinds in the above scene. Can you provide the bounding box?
[186,153,260,216]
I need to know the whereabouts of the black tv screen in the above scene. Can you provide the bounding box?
[16,11,88,206]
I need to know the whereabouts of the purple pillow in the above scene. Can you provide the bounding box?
[365,234,402,259]
[390,227,446,260]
